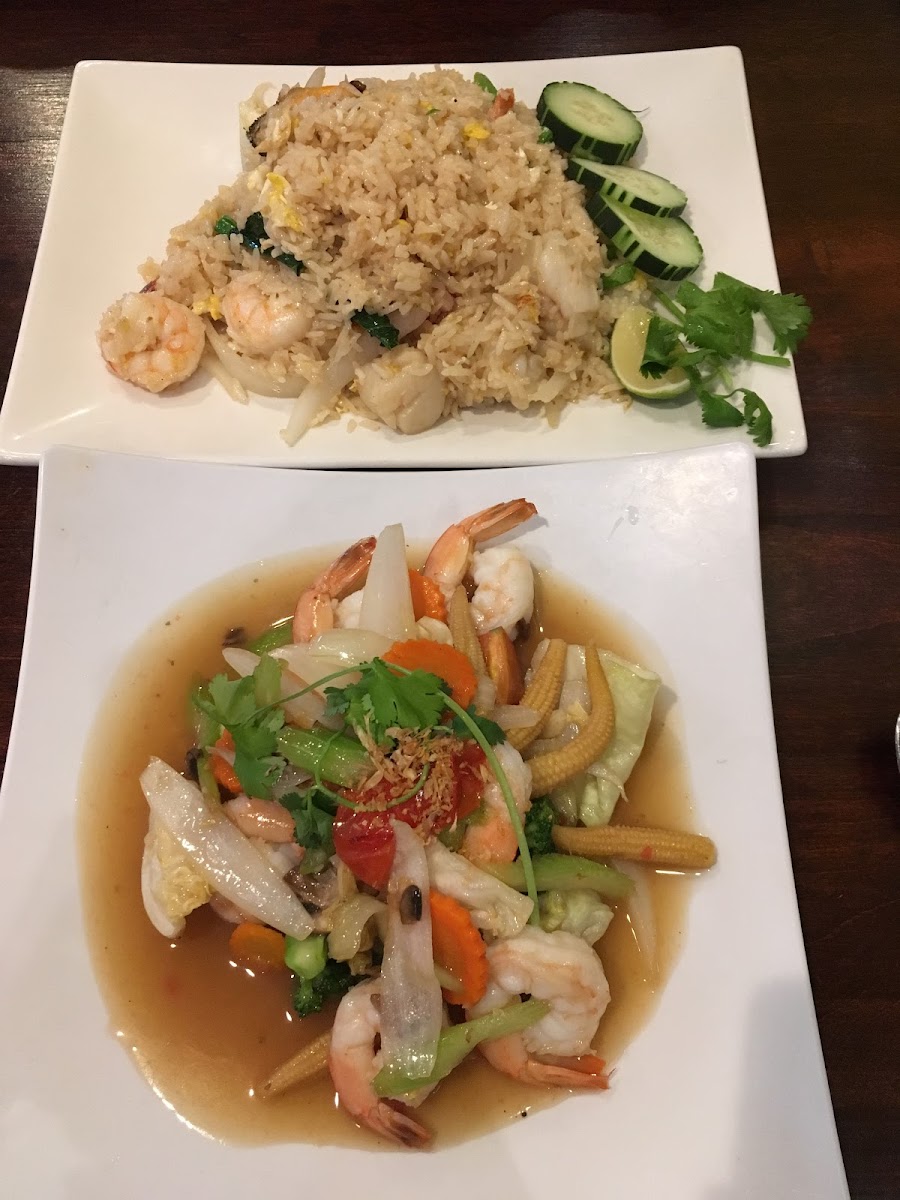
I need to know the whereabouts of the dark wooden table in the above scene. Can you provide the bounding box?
[2,2,898,1194]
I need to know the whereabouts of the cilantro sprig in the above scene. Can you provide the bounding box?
[193,661,287,798]
[639,273,811,447]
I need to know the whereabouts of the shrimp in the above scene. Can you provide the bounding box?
[97,291,206,393]
[292,536,376,642]
[461,741,532,864]
[468,927,610,1088]
[469,545,534,638]
[329,979,433,1148]
[221,273,313,356]
[423,499,537,601]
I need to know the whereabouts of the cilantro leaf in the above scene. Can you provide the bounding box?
[712,272,811,355]
[280,787,337,858]
[696,388,745,430]
[473,72,498,95]
[200,674,258,727]
[194,669,287,799]
[602,261,637,292]
[640,315,681,378]
[675,279,755,359]
[734,388,774,448]
[351,309,400,349]
[327,660,449,744]
[449,706,505,746]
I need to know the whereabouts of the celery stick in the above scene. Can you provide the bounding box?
[486,854,632,900]
[246,618,293,655]
[276,727,370,788]
[373,999,550,1097]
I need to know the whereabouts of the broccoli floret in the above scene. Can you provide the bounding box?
[291,959,356,1018]
[524,795,555,856]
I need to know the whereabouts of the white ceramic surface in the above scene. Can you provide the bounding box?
[0,444,845,1197]
[0,49,807,465]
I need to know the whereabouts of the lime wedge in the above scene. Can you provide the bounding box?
[610,305,690,400]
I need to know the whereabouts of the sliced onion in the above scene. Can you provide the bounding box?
[359,523,416,641]
[205,322,308,398]
[201,347,249,404]
[309,628,393,663]
[281,331,381,445]
[221,645,329,728]
[379,822,442,1081]
[140,758,314,940]
[493,704,541,731]
[391,306,428,337]
[327,894,387,962]
[273,645,361,695]
[304,66,326,87]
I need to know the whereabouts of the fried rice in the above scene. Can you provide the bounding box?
[102,68,646,440]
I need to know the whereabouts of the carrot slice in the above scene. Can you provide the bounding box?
[429,890,488,1007]
[408,570,448,623]
[228,922,287,973]
[211,730,242,794]
[383,639,477,709]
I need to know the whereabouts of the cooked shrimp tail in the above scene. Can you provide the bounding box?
[423,499,537,598]
[292,536,377,642]
[329,978,434,1148]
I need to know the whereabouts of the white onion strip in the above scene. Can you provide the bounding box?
[281,332,381,445]
[493,704,541,730]
[220,645,334,728]
[205,323,308,398]
[140,758,314,941]
[359,523,416,641]
[379,822,442,1080]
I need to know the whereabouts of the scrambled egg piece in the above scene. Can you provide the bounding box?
[192,294,222,320]
[463,121,491,141]
[263,172,303,232]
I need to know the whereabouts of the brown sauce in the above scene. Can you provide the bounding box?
[77,549,695,1149]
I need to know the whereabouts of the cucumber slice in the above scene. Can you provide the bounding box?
[567,159,688,217]
[586,195,703,281]
[537,82,642,164]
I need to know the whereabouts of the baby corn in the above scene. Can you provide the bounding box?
[448,586,487,675]
[507,638,567,751]
[553,824,717,871]
[527,644,615,792]
[258,1030,331,1097]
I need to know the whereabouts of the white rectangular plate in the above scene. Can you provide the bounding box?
[0,444,844,1197]
[0,49,807,465]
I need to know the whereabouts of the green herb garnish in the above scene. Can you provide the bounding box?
[213,215,239,236]
[350,308,400,349]
[640,273,812,448]
[473,72,497,96]
[602,261,637,292]
[537,126,554,144]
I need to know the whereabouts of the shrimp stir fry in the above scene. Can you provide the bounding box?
[135,498,716,1150]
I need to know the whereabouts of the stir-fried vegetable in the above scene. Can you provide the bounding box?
[378,822,443,1081]
[135,504,720,1149]
[373,999,550,1097]
[553,823,717,870]
[429,890,488,1007]
[140,758,314,940]
[485,853,633,900]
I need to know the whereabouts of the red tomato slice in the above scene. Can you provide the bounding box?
[332,745,486,889]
